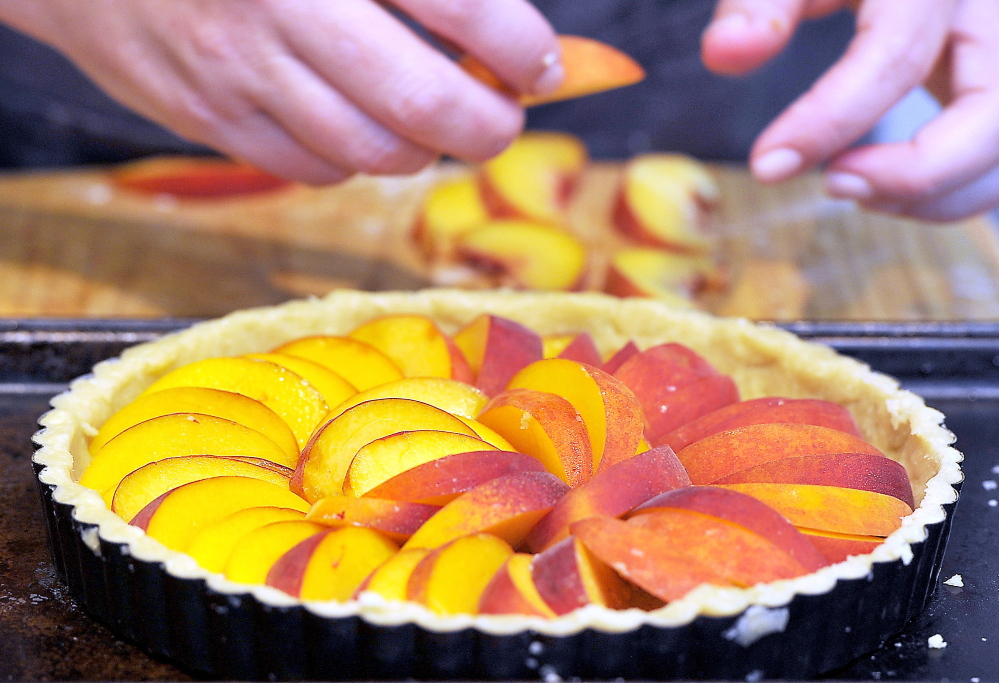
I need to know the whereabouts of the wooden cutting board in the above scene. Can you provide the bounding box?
[1,159,998,320]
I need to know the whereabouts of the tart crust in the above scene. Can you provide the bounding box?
[33,290,962,647]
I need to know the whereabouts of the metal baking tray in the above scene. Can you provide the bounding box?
[3,319,998,681]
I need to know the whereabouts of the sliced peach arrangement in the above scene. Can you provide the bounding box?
[79,311,915,617]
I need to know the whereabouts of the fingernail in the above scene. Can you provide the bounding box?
[825,172,874,200]
[752,148,802,182]
[707,12,750,36]
[533,52,564,96]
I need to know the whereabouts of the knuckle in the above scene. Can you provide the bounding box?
[388,77,458,137]
[350,139,434,176]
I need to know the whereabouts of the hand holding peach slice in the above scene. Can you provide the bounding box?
[348,315,471,382]
[141,356,329,448]
[407,533,513,615]
[478,553,557,618]
[80,413,294,500]
[186,506,306,573]
[223,520,329,585]
[455,220,588,291]
[111,455,291,523]
[531,535,632,614]
[327,377,489,421]
[271,336,404,392]
[453,314,543,397]
[306,496,440,543]
[460,36,645,107]
[267,526,397,601]
[402,471,569,550]
[524,445,691,553]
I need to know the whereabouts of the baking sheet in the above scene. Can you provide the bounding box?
[2,322,998,680]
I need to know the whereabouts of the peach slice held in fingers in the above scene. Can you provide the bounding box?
[111,156,291,199]
[186,506,307,574]
[292,397,479,502]
[531,535,632,615]
[348,314,471,382]
[477,388,592,487]
[478,553,558,618]
[343,430,495,499]
[453,314,543,397]
[141,356,329,448]
[326,377,489,421]
[506,358,644,472]
[402,471,569,550]
[455,220,588,291]
[461,36,645,107]
[412,175,490,260]
[271,336,404,392]
[306,496,440,543]
[110,455,291,523]
[267,526,398,601]
[407,533,514,615]
[89,386,299,460]
[80,413,294,500]
[604,248,721,304]
[223,520,328,585]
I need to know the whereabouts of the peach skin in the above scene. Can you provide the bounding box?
[478,553,557,618]
[407,533,513,615]
[306,496,440,543]
[454,314,543,397]
[531,536,632,615]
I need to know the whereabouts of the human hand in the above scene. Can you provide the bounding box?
[0,0,562,185]
[701,0,999,221]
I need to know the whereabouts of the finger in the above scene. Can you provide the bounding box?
[274,0,525,163]
[701,0,811,76]
[861,162,999,222]
[390,0,562,97]
[750,0,956,183]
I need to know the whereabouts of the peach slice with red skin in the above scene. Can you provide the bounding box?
[658,397,864,453]
[555,333,603,367]
[676,423,885,485]
[453,314,543,397]
[407,533,514,615]
[271,336,404,392]
[799,530,883,564]
[531,535,633,614]
[186,506,306,573]
[111,156,291,198]
[461,36,645,107]
[477,387,593,487]
[355,547,430,602]
[412,175,491,260]
[362,450,547,506]
[348,314,472,382]
[305,496,440,543]
[266,526,398,601]
[604,248,722,303]
[645,374,741,446]
[327,377,489,422]
[506,358,644,472]
[478,553,557,618]
[402,471,569,550]
[601,340,640,375]
[524,445,691,552]
[223,520,328,585]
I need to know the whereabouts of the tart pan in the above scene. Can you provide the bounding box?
[32,289,963,680]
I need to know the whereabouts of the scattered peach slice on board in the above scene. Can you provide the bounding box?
[186,506,306,573]
[604,248,719,305]
[348,314,469,380]
[478,553,557,618]
[111,156,291,199]
[272,336,404,392]
[141,356,329,448]
[89,386,298,460]
[413,175,490,259]
[292,397,479,502]
[306,496,440,543]
[245,353,357,412]
[531,535,632,615]
[142,476,310,552]
[356,547,430,602]
[407,533,513,615]
[326,377,489,421]
[460,35,645,107]
[80,413,293,499]
[110,455,291,522]
[223,520,328,585]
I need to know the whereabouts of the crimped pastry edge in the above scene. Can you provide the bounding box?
[33,289,963,637]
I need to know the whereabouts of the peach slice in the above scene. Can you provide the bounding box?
[524,445,691,552]
[659,397,864,453]
[355,547,430,602]
[348,314,470,381]
[676,423,884,485]
[461,36,645,107]
[141,356,329,448]
[292,397,479,502]
[477,387,592,487]
[455,220,587,291]
[506,358,644,471]
[717,482,914,537]
[570,515,731,603]
[478,553,557,618]
[799,529,883,564]
[88,386,298,459]
[223,520,328,585]
[531,536,632,615]
[111,455,291,522]
[186,506,306,573]
[111,156,291,198]
[478,131,588,223]
[363,450,547,506]
[412,175,490,259]
[555,333,603,366]
[141,476,310,551]
[541,333,576,359]
[80,413,293,499]
[402,471,569,550]
[604,248,721,304]
[456,417,515,451]
[272,336,404,391]
[714,452,914,509]
[306,496,440,543]
[453,314,543,397]
[601,340,640,375]
[645,375,741,446]
[245,353,357,412]
[612,153,719,253]
[628,486,827,573]
[267,526,398,601]
[344,430,495,498]
[407,533,513,615]
[326,377,489,421]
